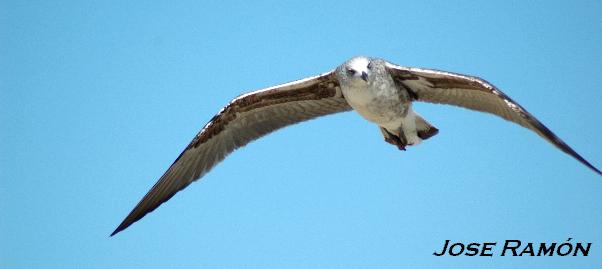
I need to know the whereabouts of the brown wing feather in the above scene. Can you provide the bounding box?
[386,63,601,175]
[111,71,350,236]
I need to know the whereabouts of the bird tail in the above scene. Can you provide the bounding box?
[415,114,439,140]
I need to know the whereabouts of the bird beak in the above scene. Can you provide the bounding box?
[361,71,368,82]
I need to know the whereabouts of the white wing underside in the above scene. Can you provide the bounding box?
[112,59,600,236]
[111,71,350,235]
[385,62,600,175]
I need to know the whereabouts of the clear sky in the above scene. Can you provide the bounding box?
[2,1,601,268]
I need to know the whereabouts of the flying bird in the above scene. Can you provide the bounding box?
[112,56,601,236]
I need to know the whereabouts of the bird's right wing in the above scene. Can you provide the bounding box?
[385,62,601,175]
[112,71,351,236]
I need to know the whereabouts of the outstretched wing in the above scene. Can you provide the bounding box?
[112,71,350,236]
[385,62,601,175]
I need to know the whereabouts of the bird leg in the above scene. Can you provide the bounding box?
[379,127,407,151]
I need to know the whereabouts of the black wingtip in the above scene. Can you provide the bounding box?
[110,227,122,237]
[564,147,602,176]
[584,161,602,176]
[110,221,130,237]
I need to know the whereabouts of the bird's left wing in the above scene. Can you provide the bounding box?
[385,62,601,175]
[111,71,350,236]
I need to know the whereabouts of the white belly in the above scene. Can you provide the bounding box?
[342,83,422,145]
[341,83,406,127]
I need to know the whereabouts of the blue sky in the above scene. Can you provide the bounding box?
[2,0,601,268]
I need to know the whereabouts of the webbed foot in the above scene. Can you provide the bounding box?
[380,127,407,151]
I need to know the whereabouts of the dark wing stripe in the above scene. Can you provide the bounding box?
[386,63,601,175]
[111,71,351,236]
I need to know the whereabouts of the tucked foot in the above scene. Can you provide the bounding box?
[380,127,407,151]
[414,114,439,141]
[417,126,439,140]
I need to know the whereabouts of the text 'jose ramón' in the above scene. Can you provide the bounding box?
[433,238,591,257]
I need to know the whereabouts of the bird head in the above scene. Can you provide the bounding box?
[337,56,374,85]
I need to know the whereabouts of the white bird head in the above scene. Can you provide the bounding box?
[337,56,374,85]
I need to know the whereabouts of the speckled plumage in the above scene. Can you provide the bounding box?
[335,57,424,146]
[111,56,600,236]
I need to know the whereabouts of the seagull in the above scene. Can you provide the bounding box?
[111,56,601,236]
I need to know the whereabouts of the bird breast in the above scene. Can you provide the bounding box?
[341,82,408,126]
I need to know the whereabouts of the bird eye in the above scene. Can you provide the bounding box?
[367,62,373,70]
[346,68,356,75]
